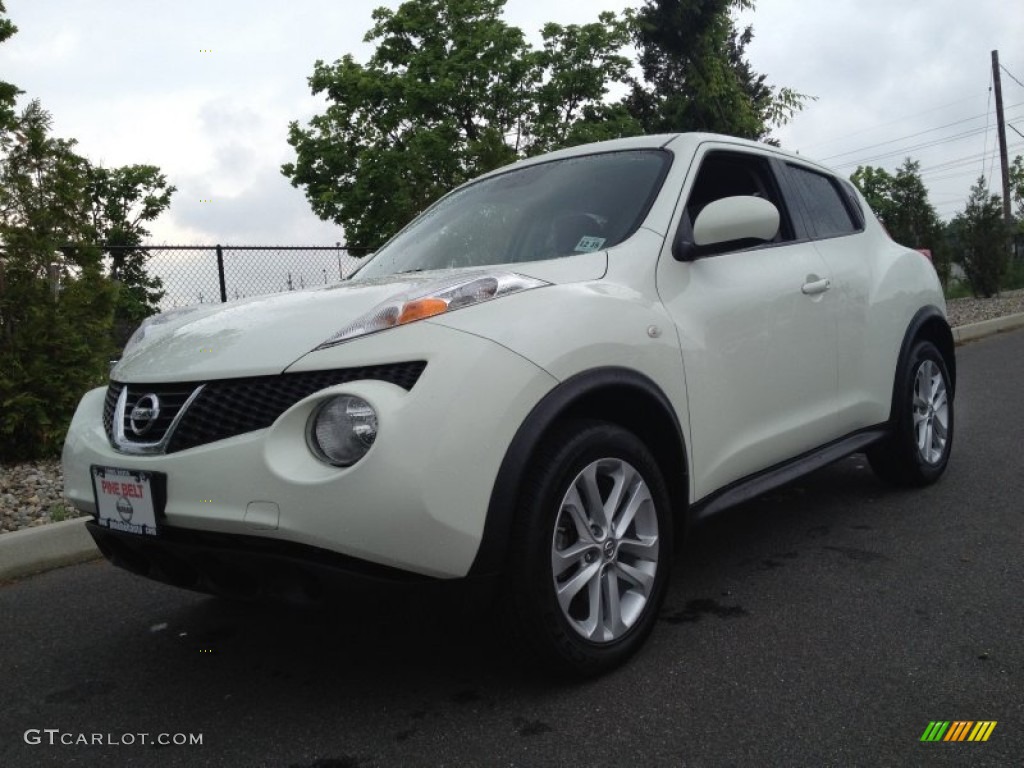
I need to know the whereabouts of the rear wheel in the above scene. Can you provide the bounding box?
[868,340,953,486]
[503,420,672,676]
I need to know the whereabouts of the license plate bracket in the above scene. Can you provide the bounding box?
[91,466,165,536]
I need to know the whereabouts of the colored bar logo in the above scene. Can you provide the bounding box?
[920,721,997,742]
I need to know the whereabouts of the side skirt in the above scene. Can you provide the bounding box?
[689,427,889,523]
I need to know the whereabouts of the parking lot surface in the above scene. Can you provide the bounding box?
[1,329,1022,767]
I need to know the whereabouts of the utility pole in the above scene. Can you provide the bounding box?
[992,50,1012,225]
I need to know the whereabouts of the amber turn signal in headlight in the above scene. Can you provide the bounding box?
[316,271,548,349]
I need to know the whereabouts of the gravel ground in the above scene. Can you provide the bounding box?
[2,290,1022,536]
[0,459,84,534]
[945,287,1024,328]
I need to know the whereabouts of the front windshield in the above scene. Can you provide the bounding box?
[354,149,670,280]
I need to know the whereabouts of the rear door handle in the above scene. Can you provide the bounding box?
[801,278,831,295]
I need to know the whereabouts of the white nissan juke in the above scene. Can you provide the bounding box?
[63,133,955,675]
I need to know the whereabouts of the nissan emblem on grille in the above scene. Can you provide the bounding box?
[129,394,161,436]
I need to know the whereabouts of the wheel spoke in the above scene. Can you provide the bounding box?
[616,560,655,595]
[923,362,937,395]
[915,417,928,452]
[602,570,625,639]
[618,535,658,562]
[604,463,635,530]
[578,464,608,531]
[562,486,597,542]
[582,565,604,639]
[551,539,593,578]
[556,560,601,612]
[613,482,651,539]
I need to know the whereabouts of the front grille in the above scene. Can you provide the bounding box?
[105,362,426,454]
[103,382,124,437]
[105,382,201,447]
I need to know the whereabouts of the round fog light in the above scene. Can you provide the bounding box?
[307,395,378,467]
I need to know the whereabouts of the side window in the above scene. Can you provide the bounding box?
[684,151,794,244]
[787,165,860,239]
[838,179,866,229]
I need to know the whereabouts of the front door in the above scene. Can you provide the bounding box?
[656,147,838,500]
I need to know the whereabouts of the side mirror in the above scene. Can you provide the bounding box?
[674,196,781,260]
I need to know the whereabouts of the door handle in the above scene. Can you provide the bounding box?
[801,277,831,295]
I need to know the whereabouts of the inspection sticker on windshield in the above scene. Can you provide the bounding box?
[92,466,158,536]
[574,236,606,253]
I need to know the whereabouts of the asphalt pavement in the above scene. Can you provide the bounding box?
[1,328,1022,767]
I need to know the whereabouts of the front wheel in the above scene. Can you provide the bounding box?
[502,420,673,676]
[868,339,954,486]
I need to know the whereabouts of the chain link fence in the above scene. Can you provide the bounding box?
[0,244,372,310]
[118,245,371,309]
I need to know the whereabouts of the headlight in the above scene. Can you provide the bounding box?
[316,271,548,348]
[306,395,378,467]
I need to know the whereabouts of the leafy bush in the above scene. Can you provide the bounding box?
[0,252,115,461]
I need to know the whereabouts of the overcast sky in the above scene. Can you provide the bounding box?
[2,0,1022,246]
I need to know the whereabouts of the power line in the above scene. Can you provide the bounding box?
[820,113,990,163]
[917,141,1024,177]
[833,125,993,169]
[1001,64,1024,90]
[982,75,994,192]
[796,93,983,151]
[832,102,1024,170]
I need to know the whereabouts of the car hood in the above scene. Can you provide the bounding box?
[112,254,606,382]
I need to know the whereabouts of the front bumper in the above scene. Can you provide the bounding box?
[85,520,500,604]
[63,323,557,578]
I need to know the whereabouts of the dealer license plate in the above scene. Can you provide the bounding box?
[91,466,159,536]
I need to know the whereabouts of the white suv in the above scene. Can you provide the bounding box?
[63,133,955,675]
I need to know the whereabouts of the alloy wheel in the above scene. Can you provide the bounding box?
[550,458,660,643]
[912,359,949,465]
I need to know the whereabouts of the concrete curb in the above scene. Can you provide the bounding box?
[0,517,99,583]
[2,315,1023,585]
[953,312,1024,345]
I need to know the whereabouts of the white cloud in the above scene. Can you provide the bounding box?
[2,0,1022,246]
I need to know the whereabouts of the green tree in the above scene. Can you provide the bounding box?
[285,0,809,249]
[0,101,116,459]
[625,0,809,138]
[87,164,175,344]
[949,176,1009,298]
[888,161,942,246]
[850,165,896,221]
[527,13,638,154]
[851,160,949,285]
[0,1,21,131]
[283,0,639,249]
[1010,155,1024,225]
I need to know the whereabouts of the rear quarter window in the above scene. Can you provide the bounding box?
[786,164,861,239]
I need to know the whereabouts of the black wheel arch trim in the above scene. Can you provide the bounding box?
[468,367,688,577]
[890,306,956,423]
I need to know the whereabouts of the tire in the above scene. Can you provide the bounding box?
[502,419,673,677]
[868,339,954,486]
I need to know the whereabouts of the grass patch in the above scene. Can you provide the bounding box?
[1003,260,1024,291]
[48,504,69,523]
[943,281,973,300]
